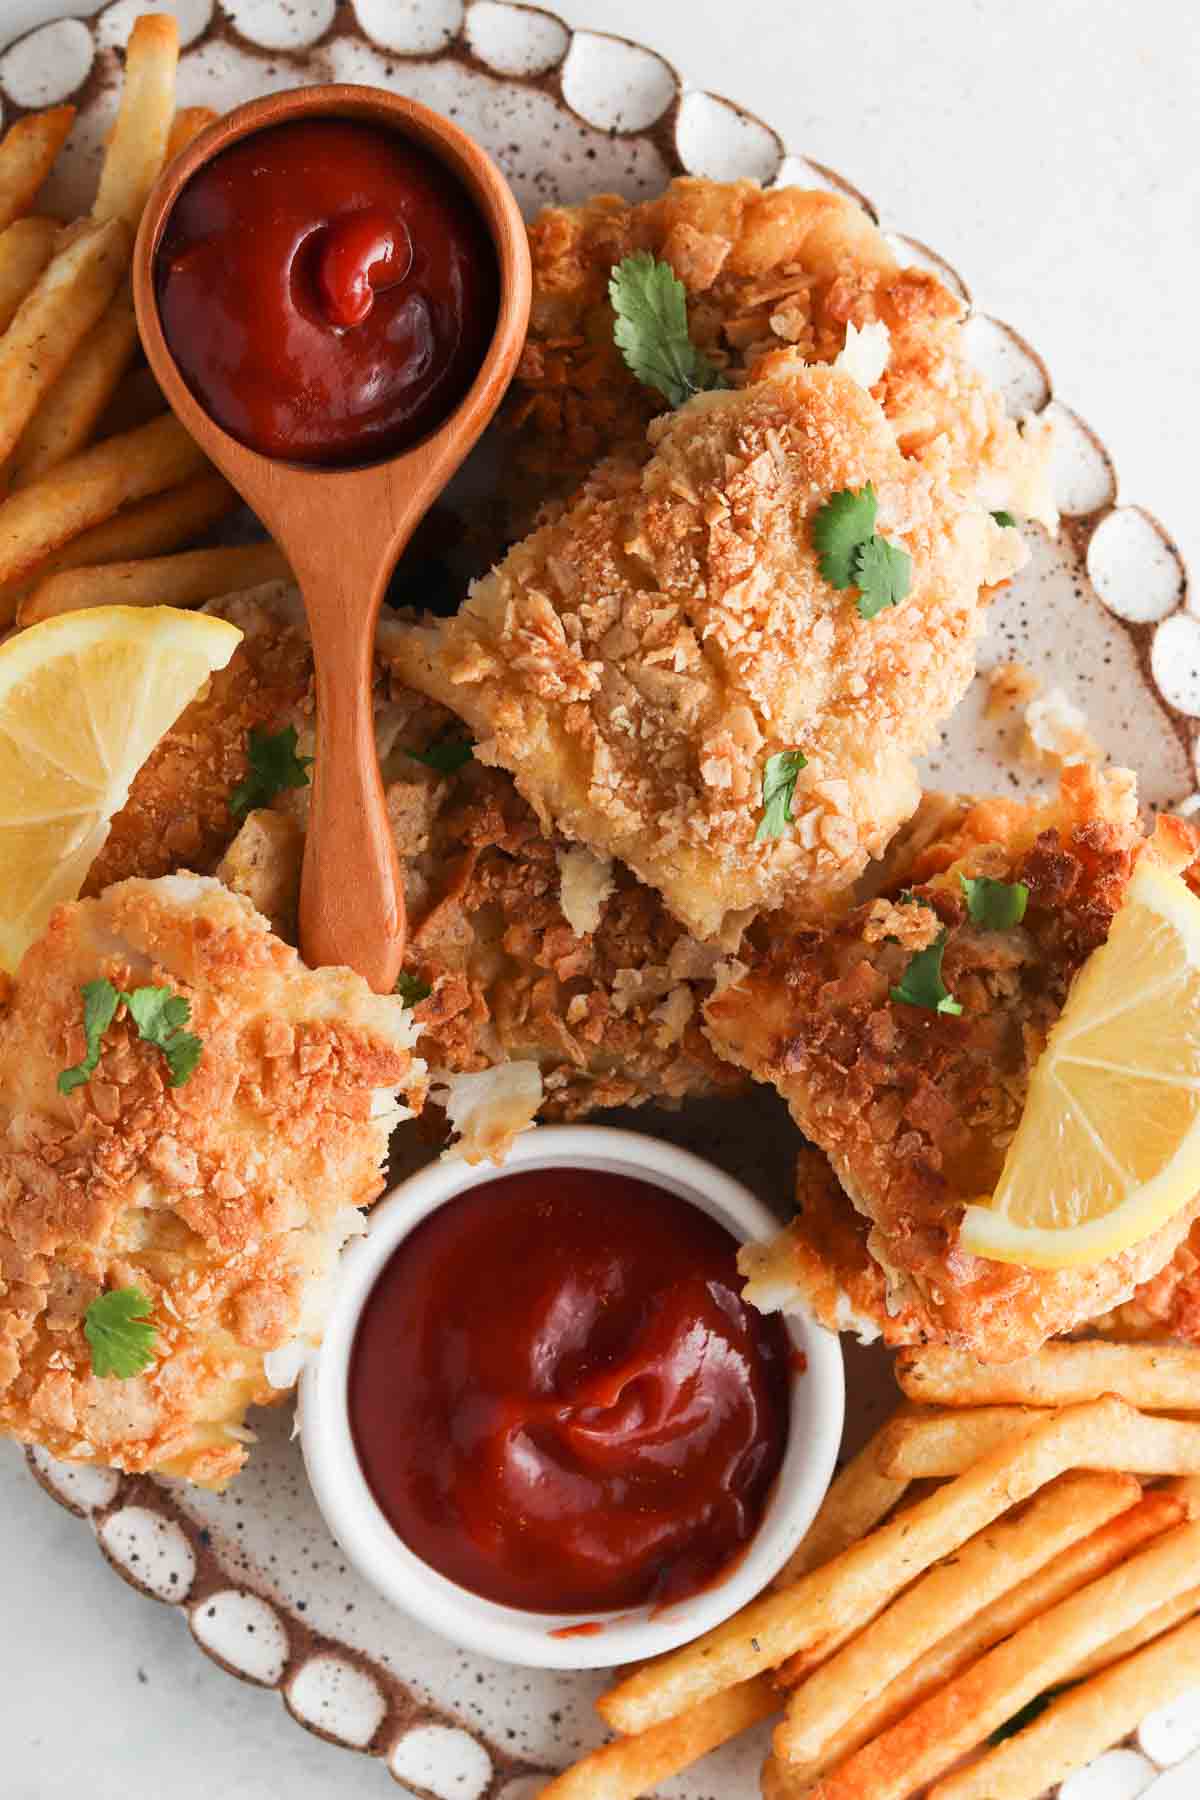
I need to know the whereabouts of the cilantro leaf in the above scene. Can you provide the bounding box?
[755,749,807,843]
[812,484,877,587]
[890,930,963,1016]
[609,252,728,409]
[85,1285,157,1380]
[991,509,1017,529]
[230,725,313,820]
[394,971,432,1008]
[407,734,474,775]
[123,985,203,1088]
[58,978,120,1094]
[852,534,912,620]
[59,981,202,1093]
[960,872,1029,929]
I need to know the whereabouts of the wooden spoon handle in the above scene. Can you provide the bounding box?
[299,601,404,992]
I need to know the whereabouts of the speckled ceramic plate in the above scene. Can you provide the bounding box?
[5,2,1200,1795]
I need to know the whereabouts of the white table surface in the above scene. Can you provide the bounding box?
[3,2,1198,1796]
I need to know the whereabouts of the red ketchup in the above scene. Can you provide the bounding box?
[348,1169,791,1615]
[155,118,498,465]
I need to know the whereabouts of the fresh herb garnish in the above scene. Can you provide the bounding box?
[755,749,807,843]
[122,986,203,1087]
[84,1285,157,1380]
[991,509,1017,529]
[852,535,913,620]
[812,482,912,619]
[988,1685,1072,1746]
[609,252,728,409]
[57,977,121,1093]
[230,724,312,819]
[407,734,475,775]
[813,484,879,586]
[960,872,1029,929]
[394,971,432,1008]
[890,930,963,1016]
[57,980,202,1094]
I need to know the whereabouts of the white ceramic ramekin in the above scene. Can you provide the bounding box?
[300,1123,844,1670]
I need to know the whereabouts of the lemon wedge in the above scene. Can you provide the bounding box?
[961,858,1200,1270]
[0,605,242,971]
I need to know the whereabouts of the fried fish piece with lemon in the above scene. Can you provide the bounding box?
[0,604,241,971]
[707,764,1200,1363]
[961,856,1200,1268]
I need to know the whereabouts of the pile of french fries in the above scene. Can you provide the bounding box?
[546,1342,1200,1799]
[0,12,288,635]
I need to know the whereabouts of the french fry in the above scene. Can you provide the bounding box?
[773,1408,914,1587]
[0,216,60,334]
[93,14,179,234]
[596,1398,1128,1737]
[0,218,128,470]
[926,1614,1200,1800]
[0,108,74,231]
[876,1406,1041,1477]
[11,292,139,486]
[95,364,165,438]
[763,1485,1184,1794]
[541,1678,777,1800]
[802,1515,1200,1798]
[1069,1583,1200,1681]
[166,106,218,163]
[880,1404,1200,1480]
[899,1341,1200,1413]
[19,541,291,623]
[0,413,207,601]
[772,1471,1136,1764]
[0,470,236,621]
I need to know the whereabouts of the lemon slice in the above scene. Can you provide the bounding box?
[0,605,242,971]
[961,858,1200,1270]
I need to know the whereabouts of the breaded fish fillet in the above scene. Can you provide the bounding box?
[0,876,422,1487]
[707,767,1200,1361]
[502,177,1055,538]
[388,359,1023,940]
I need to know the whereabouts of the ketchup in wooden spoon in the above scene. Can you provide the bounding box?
[133,88,531,991]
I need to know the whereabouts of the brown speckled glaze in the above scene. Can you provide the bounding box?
[7,2,1197,1793]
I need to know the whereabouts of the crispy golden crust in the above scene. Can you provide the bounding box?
[381,727,748,1118]
[501,177,1054,538]
[708,767,1200,1361]
[738,1148,939,1347]
[388,362,1021,941]
[85,584,313,893]
[1089,1219,1200,1343]
[0,877,420,1487]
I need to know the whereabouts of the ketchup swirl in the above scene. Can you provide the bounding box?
[155,119,498,466]
[348,1169,791,1615]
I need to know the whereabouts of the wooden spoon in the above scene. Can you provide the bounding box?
[132,85,530,992]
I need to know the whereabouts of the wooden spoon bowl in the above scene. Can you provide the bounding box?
[132,85,531,991]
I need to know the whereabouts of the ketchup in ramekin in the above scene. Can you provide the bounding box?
[155,118,498,465]
[347,1167,790,1615]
